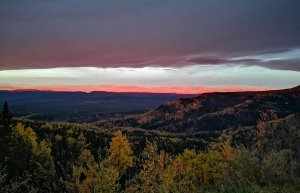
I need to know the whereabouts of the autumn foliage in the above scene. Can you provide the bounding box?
[1,102,300,193]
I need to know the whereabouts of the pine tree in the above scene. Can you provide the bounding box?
[1,102,13,131]
[0,102,13,169]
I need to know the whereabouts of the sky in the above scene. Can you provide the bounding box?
[0,0,300,93]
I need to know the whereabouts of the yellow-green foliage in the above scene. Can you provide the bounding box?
[179,149,222,188]
[94,164,119,193]
[104,130,134,175]
[14,122,38,151]
[34,139,54,171]
[14,123,55,171]
[74,149,96,193]
[1,120,299,193]
[54,134,62,142]
[128,142,222,193]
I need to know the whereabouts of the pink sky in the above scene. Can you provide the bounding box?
[1,84,269,94]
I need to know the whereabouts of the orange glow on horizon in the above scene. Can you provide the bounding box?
[0,85,269,94]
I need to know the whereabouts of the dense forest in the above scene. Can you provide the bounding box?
[1,86,300,193]
[95,86,300,133]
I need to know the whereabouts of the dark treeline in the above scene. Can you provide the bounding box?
[1,102,300,193]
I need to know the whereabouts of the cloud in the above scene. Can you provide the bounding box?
[187,58,228,65]
[0,0,300,70]
[0,66,299,92]
[187,48,300,71]
[258,60,300,71]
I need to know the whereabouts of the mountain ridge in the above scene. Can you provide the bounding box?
[95,85,300,133]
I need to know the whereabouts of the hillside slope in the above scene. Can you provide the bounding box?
[95,86,300,133]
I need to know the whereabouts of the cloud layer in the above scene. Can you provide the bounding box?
[0,65,299,93]
[1,0,300,70]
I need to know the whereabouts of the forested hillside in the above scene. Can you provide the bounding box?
[96,86,300,133]
[1,86,300,193]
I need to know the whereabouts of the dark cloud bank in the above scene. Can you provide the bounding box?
[0,0,300,70]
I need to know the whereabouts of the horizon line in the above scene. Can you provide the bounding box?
[0,84,281,94]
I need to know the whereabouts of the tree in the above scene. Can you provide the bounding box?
[177,149,199,192]
[213,134,235,162]
[3,122,62,192]
[128,141,192,193]
[74,149,97,193]
[104,130,134,176]
[5,123,38,177]
[0,164,8,193]
[227,147,262,186]
[94,163,119,193]
[211,134,235,183]
[262,149,295,185]
[0,165,38,193]
[0,102,13,168]
[34,140,55,172]
[142,140,158,162]
[127,141,173,193]
[0,102,13,131]
[31,139,61,192]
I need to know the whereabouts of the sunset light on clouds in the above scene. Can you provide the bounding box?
[0,0,300,93]
[1,65,299,93]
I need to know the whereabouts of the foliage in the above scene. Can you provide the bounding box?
[1,102,300,193]
[0,102,13,130]
[94,164,119,193]
[103,130,134,176]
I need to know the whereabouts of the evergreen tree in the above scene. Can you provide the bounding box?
[0,102,13,131]
[0,102,13,171]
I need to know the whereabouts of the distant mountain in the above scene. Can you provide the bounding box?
[0,90,194,123]
[95,85,300,133]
